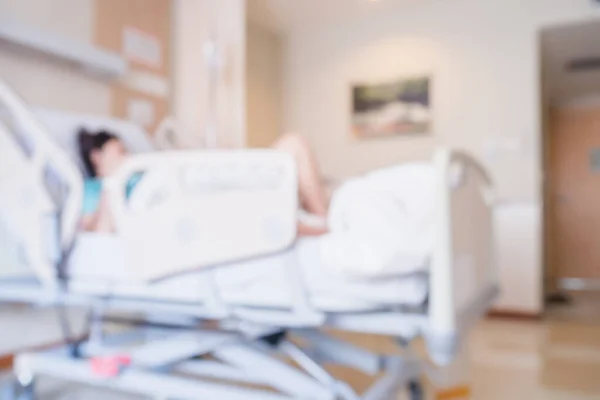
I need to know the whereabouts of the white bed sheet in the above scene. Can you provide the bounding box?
[67,235,429,312]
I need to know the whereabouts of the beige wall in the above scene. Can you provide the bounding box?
[283,0,600,313]
[0,0,174,123]
[0,0,111,114]
[246,22,282,148]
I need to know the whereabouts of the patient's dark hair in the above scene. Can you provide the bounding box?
[78,128,118,177]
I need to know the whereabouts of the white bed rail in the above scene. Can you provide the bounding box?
[427,149,497,365]
[104,150,298,282]
[0,79,83,286]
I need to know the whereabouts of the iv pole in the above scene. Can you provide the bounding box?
[203,23,221,149]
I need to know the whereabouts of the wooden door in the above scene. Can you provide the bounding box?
[550,106,600,280]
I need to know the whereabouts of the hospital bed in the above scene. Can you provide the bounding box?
[0,79,498,400]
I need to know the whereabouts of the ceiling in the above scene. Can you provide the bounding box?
[543,20,600,104]
[247,0,421,33]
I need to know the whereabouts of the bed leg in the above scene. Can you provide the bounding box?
[11,379,35,400]
[394,338,425,400]
[408,380,424,400]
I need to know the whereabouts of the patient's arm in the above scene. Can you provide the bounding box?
[80,193,116,233]
[79,215,95,231]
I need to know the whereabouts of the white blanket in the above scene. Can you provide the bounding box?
[67,235,428,312]
[321,163,435,279]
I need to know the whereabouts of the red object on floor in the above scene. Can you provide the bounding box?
[90,355,132,377]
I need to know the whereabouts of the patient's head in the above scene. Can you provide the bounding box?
[78,129,128,178]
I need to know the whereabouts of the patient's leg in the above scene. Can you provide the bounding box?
[272,134,329,236]
[272,134,329,216]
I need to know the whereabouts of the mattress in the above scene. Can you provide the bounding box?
[67,234,429,312]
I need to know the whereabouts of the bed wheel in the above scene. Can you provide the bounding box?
[12,380,35,400]
[260,330,287,347]
[408,380,424,400]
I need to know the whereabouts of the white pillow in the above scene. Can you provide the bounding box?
[33,108,155,177]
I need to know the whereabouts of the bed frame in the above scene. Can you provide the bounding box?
[0,79,498,399]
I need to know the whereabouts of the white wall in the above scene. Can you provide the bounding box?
[172,0,246,148]
[284,0,600,313]
[246,22,282,147]
[0,0,111,114]
[1,0,94,41]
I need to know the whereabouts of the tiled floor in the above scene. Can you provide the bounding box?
[468,319,600,400]
[325,315,600,399]
[545,290,600,323]
[466,290,600,399]
[3,295,600,399]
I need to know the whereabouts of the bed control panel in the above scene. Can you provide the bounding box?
[180,164,286,193]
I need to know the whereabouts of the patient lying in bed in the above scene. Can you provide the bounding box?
[78,129,436,278]
[78,129,331,236]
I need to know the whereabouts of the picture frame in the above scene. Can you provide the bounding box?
[351,76,431,139]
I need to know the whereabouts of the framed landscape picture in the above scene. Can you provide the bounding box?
[352,76,431,138]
